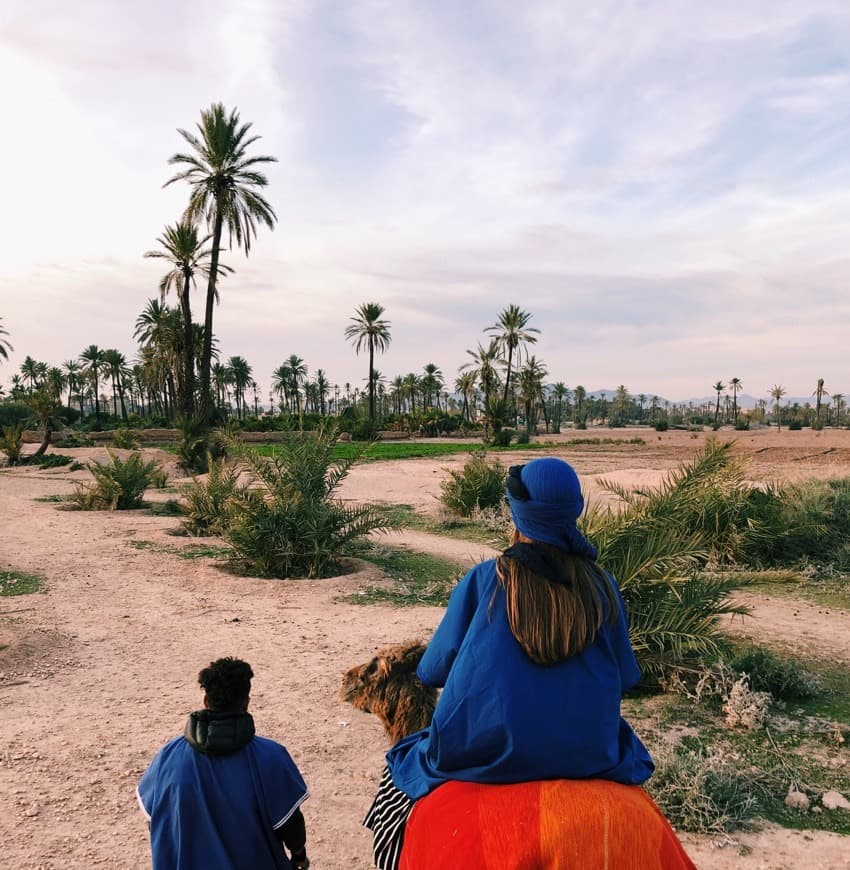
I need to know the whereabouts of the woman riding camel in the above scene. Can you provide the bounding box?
[365,457,654,870]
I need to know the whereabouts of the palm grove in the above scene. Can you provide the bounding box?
[1,106,846,450]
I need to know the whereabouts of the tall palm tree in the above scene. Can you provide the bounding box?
[315,369,329,417]
[454,371,477,422]
[518,356,548,436]
[20,356,44,394]
[62,360,83,412]
[227,355,252,420]
[144,221,226,419]
[272,362,292,412]
[80,345,105,423]
[770,384,786,431]
[813,378,828,424]
[0,316,12,362]
[550,382,570,432]
[165,103,277,422]
[486,304,539,405]
[712,381,725,424]
[573,385,587,424]
[344,302,391,424]
[421,362,443,411]
[102,349,130,420]
[729,377,742,425]
[45,367,66,404]
[833,393,845,427]
[285,354,307,415]
[460,339,502,415]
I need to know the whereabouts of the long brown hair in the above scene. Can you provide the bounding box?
[495,531,619,666]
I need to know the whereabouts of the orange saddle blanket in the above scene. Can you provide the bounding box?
[400,778,696,870]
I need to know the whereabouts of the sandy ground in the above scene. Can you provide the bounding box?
[1,428,849,869]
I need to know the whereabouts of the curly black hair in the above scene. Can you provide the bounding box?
[198,657,254,711]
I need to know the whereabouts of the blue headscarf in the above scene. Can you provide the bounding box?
[506,457,597,561]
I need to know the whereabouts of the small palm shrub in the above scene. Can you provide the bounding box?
[223,427,396,578]
[176,417,226,474]
[747,477,850,570]
[728,646,821,700]
[440,451,506,517]
[0,423,24,466]
[112,428,139,449]
[489,428,514,447]
[585,442,756,678]
[179,456,244,536]
[71,450,164,510]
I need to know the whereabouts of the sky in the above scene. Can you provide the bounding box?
[2,0,850,404]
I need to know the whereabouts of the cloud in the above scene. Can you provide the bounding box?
[2,1,850,401]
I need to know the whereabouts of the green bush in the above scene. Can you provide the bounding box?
[25,453,73,469]
[728,647,821,700]
[585,441,761,677]
[748,477,850,570]
[0,423,24,465]
[489,428,514,447]
[788,420,802,431]
[70,450,164,511]
[515,430,531,444]
[655,420,669,431]
[575,421,587,430]
[54,433,94,448]
[734,420,750,431]
[0,401,30,428]
[222,426,396,578]
[180,456,244,536]
[440,451,506,517]
[112,428,139,449]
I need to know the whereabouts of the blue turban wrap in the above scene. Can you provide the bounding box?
[506,457,598,561]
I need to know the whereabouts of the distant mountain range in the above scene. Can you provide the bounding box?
[586,391,823,410]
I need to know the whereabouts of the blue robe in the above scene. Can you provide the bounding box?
[137,735,308,869]
[386,559,653,800]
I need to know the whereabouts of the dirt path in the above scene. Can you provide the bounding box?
[2,433,850,868]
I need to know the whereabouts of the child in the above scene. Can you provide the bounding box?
[138,657,310,870]
[366,457,652,869]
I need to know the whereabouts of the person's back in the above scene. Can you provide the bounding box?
[387,558,650,798]
[138,658,309,870]
[367,457,654,870]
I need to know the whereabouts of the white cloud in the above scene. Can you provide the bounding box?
[2,0,850,400]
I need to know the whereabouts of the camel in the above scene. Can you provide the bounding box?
[342,641,696,870]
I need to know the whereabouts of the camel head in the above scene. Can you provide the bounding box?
[341,641,437,744]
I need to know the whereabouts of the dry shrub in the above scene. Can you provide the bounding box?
[646,741,758,834]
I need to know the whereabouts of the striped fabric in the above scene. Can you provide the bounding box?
[399,779,697,870]
[363,767,414,870]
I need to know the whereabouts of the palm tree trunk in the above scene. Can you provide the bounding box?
[368,340,375,423]
[180,271,196,419]
[200,208,224,424]
[502,348,513,405]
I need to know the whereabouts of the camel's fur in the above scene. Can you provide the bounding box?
[340,641,437,743]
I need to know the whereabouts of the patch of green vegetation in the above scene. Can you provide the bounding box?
[342,542,463,607]
[251,440,560,463]
[0,570,43,596]
[739,570,850,611]
[145,499,184,517]
[34,494,71,503]
[372,503,505,546]
[22,453,74,469]
[128,540,231,560]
